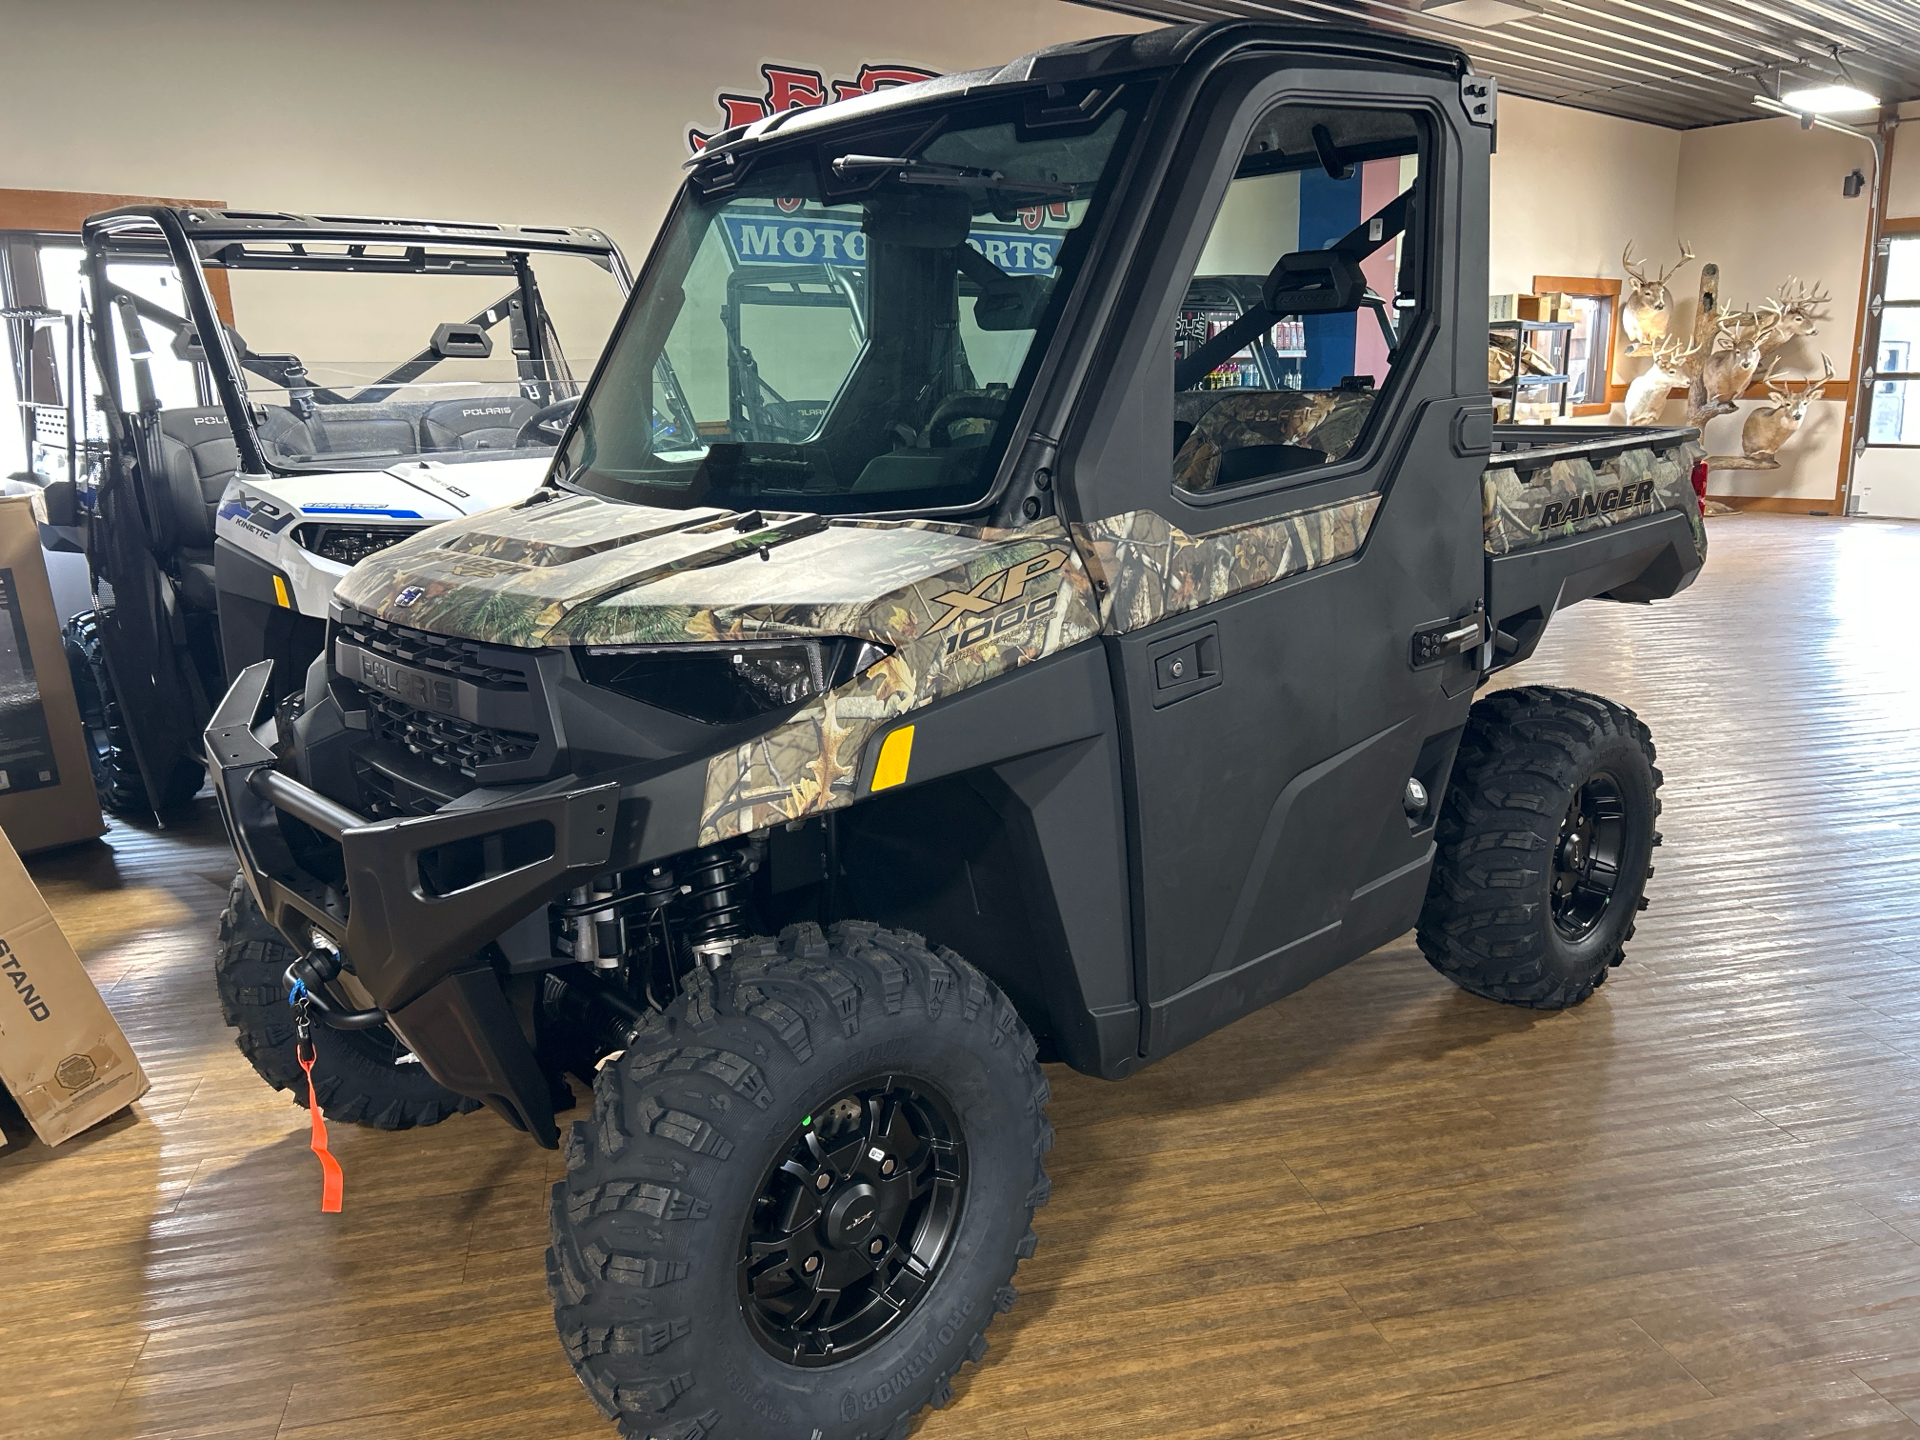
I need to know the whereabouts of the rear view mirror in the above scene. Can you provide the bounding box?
[430,322,493,358]
[1262,250,1367,316]
[864,190,972,249]
[972,275,1047,331]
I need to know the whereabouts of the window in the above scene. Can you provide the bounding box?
[1532,276,1621,416]
[1173,103,1426,494]
[561,99,1137,515]
[1869,235,1920,445]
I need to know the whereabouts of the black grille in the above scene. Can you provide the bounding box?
[364,691,540,779]
[335,607,531,691]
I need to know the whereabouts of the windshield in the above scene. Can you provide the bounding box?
[99,241,628,472]
[559,96,1136,514]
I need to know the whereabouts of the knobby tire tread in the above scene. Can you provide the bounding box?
[214,872,480,1129]
[548,921,1051,1440]
[1417,686,1661,1010]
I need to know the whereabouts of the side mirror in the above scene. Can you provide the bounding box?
[1262,250,1367,316]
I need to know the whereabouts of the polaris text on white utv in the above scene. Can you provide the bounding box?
[56,209,637,815]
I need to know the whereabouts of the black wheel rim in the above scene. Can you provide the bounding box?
[738,1074,967,1367]
[1551,771,1627,941]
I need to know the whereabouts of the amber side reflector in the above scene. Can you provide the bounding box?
[872,725,915,791]
[272,574,292,608]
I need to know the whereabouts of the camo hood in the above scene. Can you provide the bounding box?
[330,491,1105,654]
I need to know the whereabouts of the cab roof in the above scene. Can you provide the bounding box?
[689,20,1473,170]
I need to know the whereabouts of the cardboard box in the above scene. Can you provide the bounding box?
[0,825,147,1144]
[0,493,103,853]
[1490,292,1533,323]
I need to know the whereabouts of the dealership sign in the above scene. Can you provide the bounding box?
[696,62,1075,277]
[688,62,939,152]
[719,208,1067,275]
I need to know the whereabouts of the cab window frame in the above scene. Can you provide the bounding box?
[1170,93,1439,502]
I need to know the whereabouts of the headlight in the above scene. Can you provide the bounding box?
[295,523,423,566]
[577,637,890,724]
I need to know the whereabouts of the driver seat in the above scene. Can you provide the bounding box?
[418,397,540,452]
[155,407,241,610]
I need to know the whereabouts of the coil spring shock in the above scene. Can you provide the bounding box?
[681,843,756,964]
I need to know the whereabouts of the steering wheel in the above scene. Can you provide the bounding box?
[515,396,581,448]
[917,392,1008,448]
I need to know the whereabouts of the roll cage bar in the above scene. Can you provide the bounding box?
[80,206,633,475]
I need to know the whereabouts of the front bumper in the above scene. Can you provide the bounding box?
[206,660,623,1145]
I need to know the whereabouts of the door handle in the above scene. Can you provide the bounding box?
[1410,614,1485,669]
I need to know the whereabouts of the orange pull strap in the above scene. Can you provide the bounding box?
[298,1049,345,1213]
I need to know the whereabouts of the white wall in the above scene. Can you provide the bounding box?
[1488,93,1681,377]
[0,0,1147,257]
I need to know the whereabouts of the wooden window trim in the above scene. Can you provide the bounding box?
[0,187,233,322]
[1533,274,1620,417]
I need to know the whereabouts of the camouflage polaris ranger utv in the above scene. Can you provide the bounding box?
[207,21,1707,1440]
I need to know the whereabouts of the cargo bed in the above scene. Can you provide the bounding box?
[1481,423,1707,670]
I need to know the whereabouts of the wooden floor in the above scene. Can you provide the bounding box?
[7,513,1920,1439]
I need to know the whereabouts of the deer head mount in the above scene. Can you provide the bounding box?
[1689,305,1768,427]
[1708,354,1834,470]
[1755,276,1832,362]
[1622,240,1695,353]
[1622,333,1700,427]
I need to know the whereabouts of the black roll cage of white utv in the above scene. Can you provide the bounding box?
[82,207,634,476]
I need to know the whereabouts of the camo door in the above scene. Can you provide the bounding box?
[1051,64,1495,1056]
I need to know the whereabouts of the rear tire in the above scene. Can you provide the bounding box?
[214,872,481,1129]
[1417,686,1662,1009]
[63,610,202,816]
[547,921,1052,1440]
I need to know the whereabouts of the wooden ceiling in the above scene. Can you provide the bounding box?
[1069,0,1920,129]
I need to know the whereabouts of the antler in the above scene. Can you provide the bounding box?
[1651,332,1699,369]
[1652,241,1695,286]
[1775,276,1834,313]
[1623,242,1649,285]
[1761,359,1789,404]
[1713,305,1762,347]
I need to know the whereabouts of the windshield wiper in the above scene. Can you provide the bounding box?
[830,154,1079,199]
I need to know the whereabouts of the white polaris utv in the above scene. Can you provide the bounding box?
[42,209,642,815]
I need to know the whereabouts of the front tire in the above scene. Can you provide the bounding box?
[63,610,202,816]
[214,873,481,1128]
[1417,687,1662,1009]
[547,921,1052,1440]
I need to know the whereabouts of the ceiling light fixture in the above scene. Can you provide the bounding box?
[1419,0,1539,28]
[1774,45,1879,116]
[1778,82,1879,114]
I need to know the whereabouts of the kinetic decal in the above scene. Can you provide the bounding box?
[1482,438,1707,562]
[688,62,939,153]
